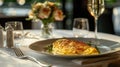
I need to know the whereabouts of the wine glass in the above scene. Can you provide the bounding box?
[5,21,24,46]
[73,18,89,38]
[87,0,105,39]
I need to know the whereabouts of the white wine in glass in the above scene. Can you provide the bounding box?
[88,0,105,38]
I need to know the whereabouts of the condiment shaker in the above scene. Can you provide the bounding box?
[6,24,14,48]
[0,24,4,47]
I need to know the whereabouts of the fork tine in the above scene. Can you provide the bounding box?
[13,48,20,56]
[13,47,24,57]
[13,47,52,67]
[16,48,24,56]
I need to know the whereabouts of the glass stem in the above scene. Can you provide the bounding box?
[94,17,98,39]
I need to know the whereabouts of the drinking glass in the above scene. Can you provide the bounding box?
[5,21,24,46]
[73,18,89,38]
[87,0,105,39]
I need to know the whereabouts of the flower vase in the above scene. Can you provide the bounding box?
[41,23,53,38]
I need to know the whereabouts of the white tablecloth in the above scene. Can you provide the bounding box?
[21,30,120,46]
[0,48,40,67]
[1,29,120,67]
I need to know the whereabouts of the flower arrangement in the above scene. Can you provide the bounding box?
[28,1,65,38]
[28,1,65,25]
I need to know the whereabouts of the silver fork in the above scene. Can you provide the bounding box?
[13,47,52,67]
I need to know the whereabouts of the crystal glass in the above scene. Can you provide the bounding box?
[73,18,89,38]
[5,21,24,46]
[87,0,105,39]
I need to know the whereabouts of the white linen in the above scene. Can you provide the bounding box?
[2,29,120,67]
[0,49,40,67]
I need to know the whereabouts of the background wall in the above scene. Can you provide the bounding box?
[0,0,119,35]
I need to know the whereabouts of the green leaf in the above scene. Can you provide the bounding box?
[94,45,100,53]
[44,44,53,53]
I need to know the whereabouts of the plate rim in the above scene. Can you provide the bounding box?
[29,37,120,58]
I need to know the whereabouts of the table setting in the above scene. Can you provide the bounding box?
[0,29,120,67]
[1,19,120,67]
[1,18,120,67]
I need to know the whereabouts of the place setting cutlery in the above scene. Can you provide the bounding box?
[13,47,52,67]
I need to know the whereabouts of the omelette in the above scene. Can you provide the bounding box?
[46,39,99,55]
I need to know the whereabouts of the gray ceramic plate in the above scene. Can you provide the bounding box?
[29,38,120,58]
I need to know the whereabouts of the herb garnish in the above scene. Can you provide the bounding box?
[44,44,53,53]
[86,41,100,53]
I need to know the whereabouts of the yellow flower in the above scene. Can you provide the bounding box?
[28,1,65,23]
[28,10,35,19]
[32,3,42,11]
[47,1,56,6]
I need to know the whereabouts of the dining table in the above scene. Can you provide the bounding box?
[1,29,120,67]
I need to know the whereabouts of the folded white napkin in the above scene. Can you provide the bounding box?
[0,50,41,67]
